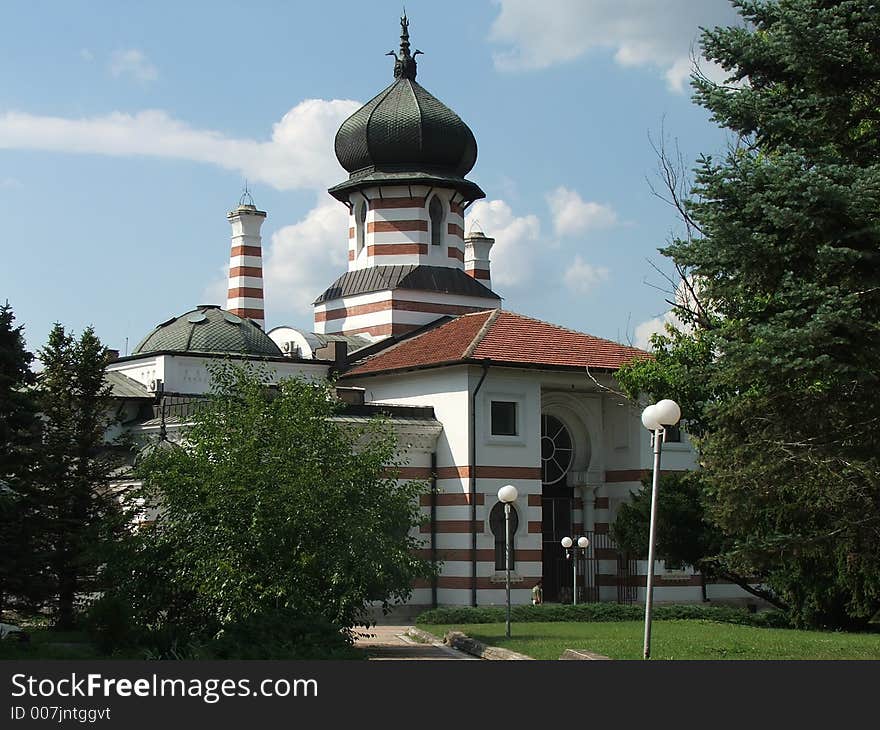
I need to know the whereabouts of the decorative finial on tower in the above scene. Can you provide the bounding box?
[386,12,421,81]
[239,180,256,209]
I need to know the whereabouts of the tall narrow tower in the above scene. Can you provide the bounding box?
[316,14,500,339]
[226,190,267,329]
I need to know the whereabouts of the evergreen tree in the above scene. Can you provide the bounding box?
[619,0,880,627]
[0,302,40,615]
[35,324,124,629]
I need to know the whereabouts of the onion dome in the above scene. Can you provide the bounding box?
[132,305,282,357]
[329,14,485,202]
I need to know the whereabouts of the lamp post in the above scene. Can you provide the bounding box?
[498,484,519,638]
[641,398,681,660]
[561,535,590,605]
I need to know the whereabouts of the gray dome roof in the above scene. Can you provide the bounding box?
[335,78,478,179]
[133,306,282,357]
[329,15,484,203]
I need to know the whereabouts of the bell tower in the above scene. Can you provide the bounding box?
[315,15,500,339]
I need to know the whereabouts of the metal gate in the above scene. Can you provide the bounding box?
[577,530,637,605]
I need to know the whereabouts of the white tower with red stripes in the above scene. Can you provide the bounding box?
[316,15,499,339]
[226,190,267,329]
[464,228,494,290]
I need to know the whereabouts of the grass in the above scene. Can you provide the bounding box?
[421,620,880,660]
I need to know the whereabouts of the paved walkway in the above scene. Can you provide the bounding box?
[354,625,476,660]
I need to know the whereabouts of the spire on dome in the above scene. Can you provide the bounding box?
[238,181,256,209]
[386,12,421,81]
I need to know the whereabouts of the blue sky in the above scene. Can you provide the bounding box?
[0,0,742,355]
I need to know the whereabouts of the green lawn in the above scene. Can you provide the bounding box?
[422,620,880,660]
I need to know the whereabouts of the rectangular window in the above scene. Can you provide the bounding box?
[490,401,517,436]
[664,423,682,443]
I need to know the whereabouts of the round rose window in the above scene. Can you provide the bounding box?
[541,414,573,485]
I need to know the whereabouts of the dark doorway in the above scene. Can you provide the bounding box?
[541,487,572,602]
[541,414,575,602]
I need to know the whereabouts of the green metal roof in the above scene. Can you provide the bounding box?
[132,306,282,357]
[335,78,477,177]
[330,17,483,202]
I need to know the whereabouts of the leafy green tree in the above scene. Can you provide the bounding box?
[34,324,125,629]
[619,0,880,627]
[112,366,429,654]
[0,302,41,615]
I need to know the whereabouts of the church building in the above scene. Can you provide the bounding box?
[104,16,750,611]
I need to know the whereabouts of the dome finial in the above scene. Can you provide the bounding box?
[387,11,421,81]
[239,180,255,208]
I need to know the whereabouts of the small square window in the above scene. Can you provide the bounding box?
[665,423,682,443]
[491,401,517,436]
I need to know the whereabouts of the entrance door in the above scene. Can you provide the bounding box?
[540,414,576,602]
[541,490,572,602]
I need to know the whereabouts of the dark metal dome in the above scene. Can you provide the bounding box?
[132,305,282,357]
[334,78,478,178]
[329,14,484,203]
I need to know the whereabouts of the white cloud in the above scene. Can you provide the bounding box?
[546,186,617,237]
[489,0,740,92]
[563,255,609,295]
[110,49,158,82]
[465,199,541,287]
[0,99,360,191]
[263,200,350,318]
[634,313,673,349]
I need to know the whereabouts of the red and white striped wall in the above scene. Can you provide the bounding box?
[315,288,499,338]
[226,203,267,329]
[393,464,544,608]
[317,184,498,338]
[346,185,468,271]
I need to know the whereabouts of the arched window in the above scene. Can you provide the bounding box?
[541,414,574,485]
[357,199,368,253]
[489,501,519,570]
[429,196,443,246]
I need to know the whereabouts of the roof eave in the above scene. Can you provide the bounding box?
[340,357,626,380]
[111,350,335,365]
[328,170,485,203]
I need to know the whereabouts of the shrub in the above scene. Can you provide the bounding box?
[415,603,790,628]
[199,608,362,660]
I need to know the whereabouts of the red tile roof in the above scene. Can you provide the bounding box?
[343,310,648,377]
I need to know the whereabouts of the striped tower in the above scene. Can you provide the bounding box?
[464,228,494,288]
[318,15,499,340]
[226,192,267,329]
[314,184,498,338]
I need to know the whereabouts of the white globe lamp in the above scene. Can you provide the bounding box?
[641,404,662,431]
[498,484,518,503]
[654,399,682,426]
